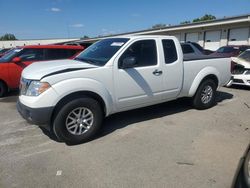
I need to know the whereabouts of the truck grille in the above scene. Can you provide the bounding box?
[233,79,244,83]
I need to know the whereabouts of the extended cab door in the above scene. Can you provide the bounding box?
[160,39,183,99]
[114,39,164,110]
[8,48,44,88]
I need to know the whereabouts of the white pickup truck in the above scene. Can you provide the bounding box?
[17,35,231,144]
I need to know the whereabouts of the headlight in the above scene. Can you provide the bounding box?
[26,81,51,96]
[245,70,250,75]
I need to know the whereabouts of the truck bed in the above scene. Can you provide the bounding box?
[184,54,227,61]
[180,55,231,97]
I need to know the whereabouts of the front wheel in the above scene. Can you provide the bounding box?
[53,97,103,144]
[192,79,217,110]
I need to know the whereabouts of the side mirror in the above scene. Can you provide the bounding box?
[120,57,137,69]
[12,57,22,63]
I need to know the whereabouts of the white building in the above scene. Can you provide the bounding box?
[76,14,250,51]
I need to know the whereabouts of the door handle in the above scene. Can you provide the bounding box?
[153,69,163,76]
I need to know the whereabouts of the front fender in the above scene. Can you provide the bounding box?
[188,67,220,97]
[52,78,114,116]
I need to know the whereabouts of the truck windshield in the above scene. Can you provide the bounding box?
[191,42,204,52]
[0,48,23,62]
[75,38,129,66]
[238,50,250,62]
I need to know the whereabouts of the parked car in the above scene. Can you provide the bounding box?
[181,42,214,60]
[211,45,250,57]
[17,35,231,144]
[0,48,11,58]
[231,143,250,188]
[181,42,204,56]
[228,49,250,87]
[186,42,214,55]
[0,45,84,97]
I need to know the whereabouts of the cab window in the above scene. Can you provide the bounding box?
[162,40,178,64]
[119,40,157,68]
[45,49,77,60]
[18,48,44,61]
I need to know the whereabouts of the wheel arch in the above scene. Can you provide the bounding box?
[188,67,220,97]
[0,79,8,89]
[0,79,8,97]
[51,91,107,125]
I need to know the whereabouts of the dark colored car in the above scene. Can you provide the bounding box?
[212,45,250,57]
[231,143,250,188]
[0,48,11,58]
[0,45,84,97]
[187,42,214,55]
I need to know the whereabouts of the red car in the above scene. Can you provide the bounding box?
[211,45,250,57]
[0,45,84,97]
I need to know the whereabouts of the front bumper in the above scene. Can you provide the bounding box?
[231,74,250,87]
[17,99,54,128]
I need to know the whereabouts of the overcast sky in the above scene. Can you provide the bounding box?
[0,0,250,39]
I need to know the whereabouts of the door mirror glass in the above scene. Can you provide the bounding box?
[121,57,137,69]
[12,57,21,63]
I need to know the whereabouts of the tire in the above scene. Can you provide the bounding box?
[0,81,7,98]
[53,97,103,144]
[192,79,216,110]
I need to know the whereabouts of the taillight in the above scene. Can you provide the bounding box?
[231,61,237,73]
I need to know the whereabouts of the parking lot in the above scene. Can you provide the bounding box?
[0,86,249,188]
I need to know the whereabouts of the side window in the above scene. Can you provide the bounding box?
[45,49,75,60]
[18,49,44,61]
[67,49,80,57]
[119,40,157,68]
[181,44,195,54]
[162,40,178,64]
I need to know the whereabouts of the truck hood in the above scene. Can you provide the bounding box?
[231,57,250,68]
[22,59,98,80]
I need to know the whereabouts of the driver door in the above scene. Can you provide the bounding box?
[114,39,164,110]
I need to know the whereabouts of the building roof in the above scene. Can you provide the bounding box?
[75,13,250,43]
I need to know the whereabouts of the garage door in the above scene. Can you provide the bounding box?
[185,32,199,43]
[204,30,221,51]
[228,28,249,45]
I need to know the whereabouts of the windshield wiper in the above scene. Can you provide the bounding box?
[75,57,99,65]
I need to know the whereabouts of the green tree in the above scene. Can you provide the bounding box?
[192,14,216,23]
[152,24,166,29]
[0,33,17,40]
[82,35,89,39]
[180,21,191,24]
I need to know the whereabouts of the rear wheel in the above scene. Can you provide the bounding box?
[0,81,7,98]
[192,79,216,110]
[53,97,103,144]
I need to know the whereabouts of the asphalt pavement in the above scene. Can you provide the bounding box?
[0,86,249,188]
